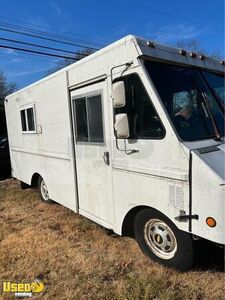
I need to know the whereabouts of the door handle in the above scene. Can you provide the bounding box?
[103,152,110,165]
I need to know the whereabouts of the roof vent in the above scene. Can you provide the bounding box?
[179,49,187,56]
[199,54,206,60]
[147,41,156,48]
[190,52,197,58]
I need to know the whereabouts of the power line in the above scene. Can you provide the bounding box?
[0,50,60,64]
[0,44,78,60]
[0,21,105,48]
[0,27,99,51]
[0,15,110,45]
[0,37,89,56]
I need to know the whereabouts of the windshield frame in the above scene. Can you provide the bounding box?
[142,57,225,142]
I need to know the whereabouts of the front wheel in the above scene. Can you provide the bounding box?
[134,209,194,271]
[38,176,53,203]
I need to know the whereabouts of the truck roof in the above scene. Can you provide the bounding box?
[135,36,224,73]
[6,34,224,98]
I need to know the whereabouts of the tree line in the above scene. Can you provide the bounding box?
[0,72,17,136]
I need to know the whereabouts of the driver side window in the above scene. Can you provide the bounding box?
[115,74,165,139]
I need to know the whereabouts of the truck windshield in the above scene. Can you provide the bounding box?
[201,71,225,104]
[145,61,225,141]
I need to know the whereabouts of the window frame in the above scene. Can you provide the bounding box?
[19,104,37,134]
[72,90,105,145]
[113,72,166,140]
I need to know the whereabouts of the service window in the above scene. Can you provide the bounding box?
[74,94,104,143]
[20,105,36,133]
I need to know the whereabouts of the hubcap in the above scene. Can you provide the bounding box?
[40,180,49,201]
[144,219,177,260]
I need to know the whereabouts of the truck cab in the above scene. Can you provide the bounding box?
[111,40,225,269]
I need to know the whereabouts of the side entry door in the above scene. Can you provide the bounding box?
[71,80,114,228]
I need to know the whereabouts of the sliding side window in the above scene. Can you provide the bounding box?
[74,94,104,143]
[20,105,36,133]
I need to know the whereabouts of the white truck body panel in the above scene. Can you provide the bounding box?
[192,149,225,244]
[5,35,225,245]
[5,72,78,212]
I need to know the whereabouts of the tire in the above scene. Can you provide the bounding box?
[134,209,193,271]
[38,176,53,203]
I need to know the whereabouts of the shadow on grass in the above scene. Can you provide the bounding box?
[123,232,224,272]
[193,239,224,272]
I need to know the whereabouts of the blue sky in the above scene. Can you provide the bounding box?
[0,0,224,88]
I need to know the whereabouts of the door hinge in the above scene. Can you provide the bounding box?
[175,211,199,222]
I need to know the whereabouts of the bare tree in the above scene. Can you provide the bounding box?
[0,71,17,102]
[0,71,17,136]
[176,39,223,60]
[47,48,95,75]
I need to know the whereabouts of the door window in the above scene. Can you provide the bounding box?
[74,97,88,142]
[87,95,104,143]
[74,93,104,143]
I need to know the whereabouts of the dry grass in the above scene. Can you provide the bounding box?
[0,179,224,300]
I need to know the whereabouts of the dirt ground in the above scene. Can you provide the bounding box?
[0,179,224,300]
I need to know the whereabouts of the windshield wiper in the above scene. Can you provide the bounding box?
[201,92,221,141]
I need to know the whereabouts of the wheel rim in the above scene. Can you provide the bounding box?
[144,218,177,260]
[40,180,49,201]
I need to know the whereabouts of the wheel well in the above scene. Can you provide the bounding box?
[31,173,40,187]
[122,205,150,237]
[122,206,183,238]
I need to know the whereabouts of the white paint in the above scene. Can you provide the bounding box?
[5,35,225,247]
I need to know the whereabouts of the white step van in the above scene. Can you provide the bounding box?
[5,35,225,270]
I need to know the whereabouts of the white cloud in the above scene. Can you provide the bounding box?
[6,48,16,54]
[50,3,62,15]
[24,17,49,30]
[146,24,210,44]
[11,58,23,63]
[8,67,48,78]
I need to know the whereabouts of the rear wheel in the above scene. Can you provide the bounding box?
[134,209,193,271]
[38,176,53,203]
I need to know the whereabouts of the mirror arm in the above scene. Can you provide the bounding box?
[110,61,138,155]
[115,138,139,155]
[110,61,133,90]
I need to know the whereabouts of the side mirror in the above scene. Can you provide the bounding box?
[114,113,130,139]
[112,81,126,108]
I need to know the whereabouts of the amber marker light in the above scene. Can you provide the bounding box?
[206,217,216,228]
[179,49,187,56]
[199,54,206,60]
[147,41,156,48]
[190,52,197,58]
